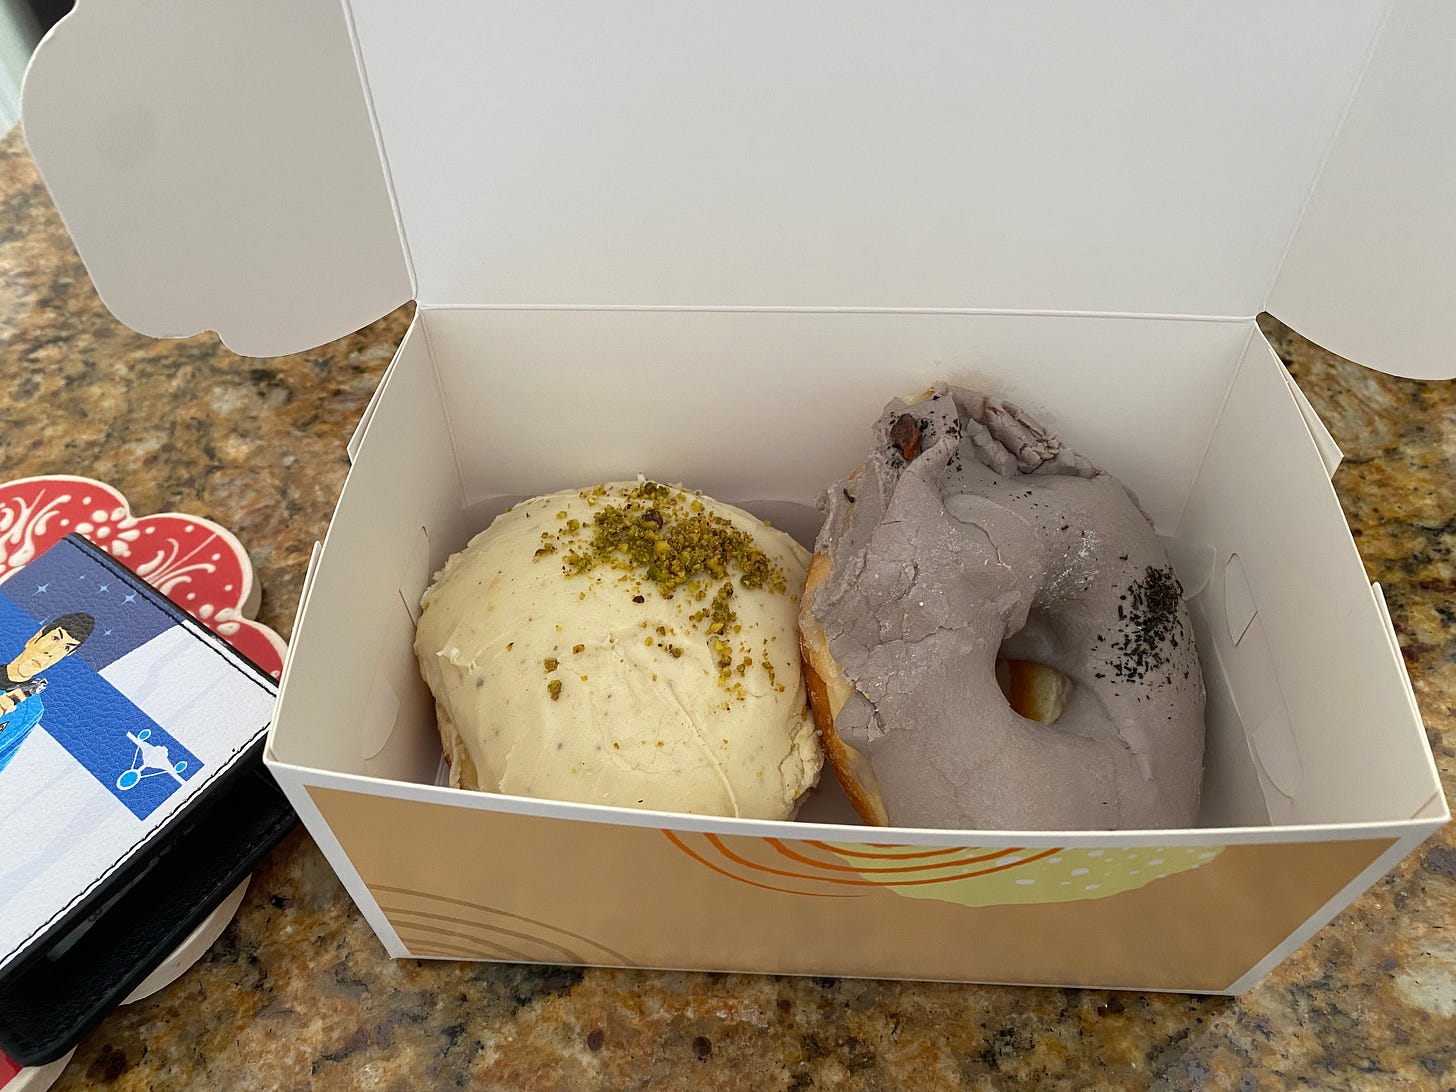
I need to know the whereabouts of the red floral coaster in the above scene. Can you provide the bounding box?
[0,476,285,678]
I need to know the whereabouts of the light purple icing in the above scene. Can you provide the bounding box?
[810,383,1205,830]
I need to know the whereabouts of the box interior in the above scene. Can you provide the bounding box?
[269,307,1441,835]
[17,0,1446,839]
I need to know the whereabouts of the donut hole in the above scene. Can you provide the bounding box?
[995,657,1069,725]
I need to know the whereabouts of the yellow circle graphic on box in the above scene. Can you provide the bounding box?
[824,843,1223,907]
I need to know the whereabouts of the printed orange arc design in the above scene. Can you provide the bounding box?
[407,940,514,960]
[804,842,973,860]
[369,884,636,965]
[390,920,543,962]
[768,839,1022,874]
[663,830,1067,897]
[706,834,1063,887]
[662,830,862,898]
[379,905,585,963]
[400,935,539,962]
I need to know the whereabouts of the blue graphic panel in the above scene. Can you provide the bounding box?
[5,537,174,672]
[0,542,202,819]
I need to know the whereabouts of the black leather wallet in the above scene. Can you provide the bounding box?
[0,535,296,1066]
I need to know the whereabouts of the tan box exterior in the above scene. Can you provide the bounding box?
[310,786,1404,994]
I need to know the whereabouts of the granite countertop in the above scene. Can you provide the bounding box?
[1,125,1453,1091]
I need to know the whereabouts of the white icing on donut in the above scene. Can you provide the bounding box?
[416,482,822,819]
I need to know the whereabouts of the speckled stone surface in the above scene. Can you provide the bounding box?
[1,125,1453,1091]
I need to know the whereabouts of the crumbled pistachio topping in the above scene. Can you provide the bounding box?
[558,482,785,596]
[524,477,792,693]
[530,482,791,693]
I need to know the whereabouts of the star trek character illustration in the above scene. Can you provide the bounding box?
[0,612,95,776]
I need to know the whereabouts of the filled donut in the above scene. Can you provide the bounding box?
[415,480,823,819]
[800,383,1205,830]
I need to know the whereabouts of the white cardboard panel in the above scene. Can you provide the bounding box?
[348,353,402,464]
[1370,582,1448,821]
[269,322,465,776]
[1190,624,1272,830]
[1284,373,1343,478]
[21,0,410,356]
[349,0,1382,316]
[1414,793,1448,822]
[1176,335,1437,823]
[1268,0,1456,380]
[419,308,1250,533]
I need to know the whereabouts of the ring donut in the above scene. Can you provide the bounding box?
[800,382,1205,830]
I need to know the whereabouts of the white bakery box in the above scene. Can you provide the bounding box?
[21,1,1452,994]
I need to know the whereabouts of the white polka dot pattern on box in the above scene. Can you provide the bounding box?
[823,844,1224,908]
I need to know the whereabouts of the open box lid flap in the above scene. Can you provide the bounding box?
[19,0,411,357]
[1265,0,1456,381]
[19,1,1456,377]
